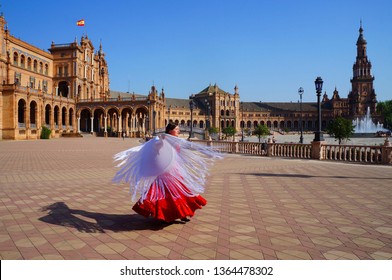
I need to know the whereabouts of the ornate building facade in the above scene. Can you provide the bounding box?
[0,14,379,140]
[0,14,109,140]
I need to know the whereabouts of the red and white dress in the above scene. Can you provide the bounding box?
[113,134,220,222]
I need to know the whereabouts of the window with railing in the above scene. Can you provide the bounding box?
[14,72,21,85]
[42,80,48,93]
[29,76,36,88]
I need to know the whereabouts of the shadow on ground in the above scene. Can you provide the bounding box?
[39,202,178,233]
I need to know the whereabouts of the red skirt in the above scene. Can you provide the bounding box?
[132,175,207,222]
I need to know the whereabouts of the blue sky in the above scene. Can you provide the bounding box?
[2,0,391,102]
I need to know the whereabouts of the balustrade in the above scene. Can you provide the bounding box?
[190,139,391,165]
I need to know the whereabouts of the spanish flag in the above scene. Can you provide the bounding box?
[76,19,85,26]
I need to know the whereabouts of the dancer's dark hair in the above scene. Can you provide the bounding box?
[165,122,177,134]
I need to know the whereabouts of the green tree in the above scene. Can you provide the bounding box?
[376,100,392,130]
[208,126,218,135]
[222,126,236,141]
[40,126,51,139]
[326,116,355,144]
[253,124,270,142]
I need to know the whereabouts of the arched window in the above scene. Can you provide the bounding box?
[13,52,18,66]
[33,60,38,72]
[54,106,59,126]
[266,121,271,128]
[69,108,74,126]
[18,99,26,127]
[62,107,67,126]
[45,104,51,125]
[27,57,32,70]
[20,55,25,68]
[30,101,37,127]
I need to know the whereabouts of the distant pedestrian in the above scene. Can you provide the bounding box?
[122,131,125,140]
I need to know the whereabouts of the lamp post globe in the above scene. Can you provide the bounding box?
[313,77,324,142]
[298,87,304,144]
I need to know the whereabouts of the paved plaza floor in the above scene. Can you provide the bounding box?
[0,136,391,260]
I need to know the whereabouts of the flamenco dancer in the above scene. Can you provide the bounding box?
[113,123,221,223]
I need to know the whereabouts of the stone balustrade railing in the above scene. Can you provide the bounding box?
[322,144,384,163]
[270,143,312,159]
[190,139,392,165]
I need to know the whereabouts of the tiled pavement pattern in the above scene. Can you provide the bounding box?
[0,137,391,260]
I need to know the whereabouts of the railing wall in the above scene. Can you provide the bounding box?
[323,144,383,164]
[190,139,392,165]
[271,143,312,159]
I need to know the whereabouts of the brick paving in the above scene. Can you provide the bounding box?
[0,136,391,260]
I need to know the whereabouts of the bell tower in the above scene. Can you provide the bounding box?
[348,22,377,117]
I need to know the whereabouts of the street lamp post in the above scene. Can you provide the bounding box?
[153,110,156,135]
[298,87,304,144]
[189,99,194,139]
[168,105,171,125]
[241,101,244,142]
[146,100,150,136]
[313,77,324,142]
[204,99,210,131]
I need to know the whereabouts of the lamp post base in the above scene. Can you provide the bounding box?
[313,132,324,142]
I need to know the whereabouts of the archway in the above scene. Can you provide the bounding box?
[107,108,120,137]
[80,109,91,132]
[62,107,67,127]
[69,108,74,127]
[94,108,105,136]
[54,106,60,128]
[121,107,133,137]
[45,104,51,126]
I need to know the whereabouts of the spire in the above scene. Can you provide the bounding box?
[357,20,366,45]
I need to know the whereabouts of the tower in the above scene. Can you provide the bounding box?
[348,22,377,117]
